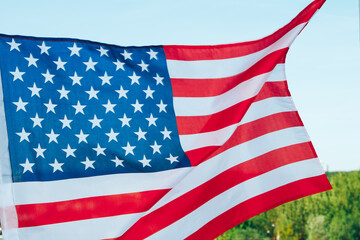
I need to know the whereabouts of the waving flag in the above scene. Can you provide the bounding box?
[0,0,331,239]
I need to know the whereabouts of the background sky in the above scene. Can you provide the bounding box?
[0,0,358,171]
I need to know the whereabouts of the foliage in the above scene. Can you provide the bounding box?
[217,226,270,240]
[306,215,327,240]
[217,171,360,240]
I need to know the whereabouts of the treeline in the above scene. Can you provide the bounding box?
[217,171,360,240]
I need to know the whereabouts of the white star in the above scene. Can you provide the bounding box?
[121,50,132,60]
[147,49,158,60]
[138,60,149,72]
[33,144,46,158]
[118,113,131,127]
[99,72,113,85]
[128,72,141,85]
[143,86,155,99]
[72,101,86,115]
[83,57,97,71]
[30,113,44,128]
[139,155,151,167]
[122,142,135,156]
[150,141,162,154]
[146,113,157,127]
[7,39,21,52]
[25,54,39,67]
[46,129,59,143]
[70,72,83,86]
[57,85,70,100]
[62,144,76,158]
[68,43,82,56]
[53,57,66,70]
[134,127,147,141]
[113,59,125,71]
[49,159,64,173]
[20,159,34,173]
[16,128,30,142]
[44,99,57,113]
[102,100,116,114]
[131,99,143,113]
[28,83,42,97]
[161,127,172,140]
[85,87,99,100]
[89,115,103,129]
[166,154,179,164]
[59,115,73,129]
[93,143,106,156]
[111,156,124,167]
[97,46,109,57]
[153,73,164,85]
[10,67,25,82]
[13,97,28,112]
[116,86,128,99]
[81,157,95,170]
[157,100,167,113]
[42,69,55,84]
[106,128,119,142]
[37,41,51,55]
[75,130,89,143]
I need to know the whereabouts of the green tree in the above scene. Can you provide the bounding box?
[306,215,327,240]
[217,227,270,240]
[327,210,357,240]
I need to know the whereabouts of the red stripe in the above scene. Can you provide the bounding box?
[186,174,332,240]
[116,142,321,240]
[186,111,303,166]
[254,81,290,102]
[163,0,325,60]
[176,80,290,135]
[176,97,254,135]
[171,49,288,97]
[16,189,170,228]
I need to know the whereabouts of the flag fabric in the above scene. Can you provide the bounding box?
[0,0,332,239]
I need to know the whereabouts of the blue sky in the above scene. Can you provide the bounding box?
[0,0,359,171]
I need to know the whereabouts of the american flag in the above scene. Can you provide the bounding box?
[0,0,331,239]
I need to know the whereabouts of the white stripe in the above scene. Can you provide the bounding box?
[13,167,191,205]
[173,63,288,117]
[13,212,144,240]
[145,126,310,214]
[267,63,286,82]
[166,23,305,79]
[180,96,296,152]
[147,158,324,240]
[240,96,296,125]
[0,68,20,238]
[173,71,267,116]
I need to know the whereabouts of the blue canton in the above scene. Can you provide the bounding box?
[0,35,191,182]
